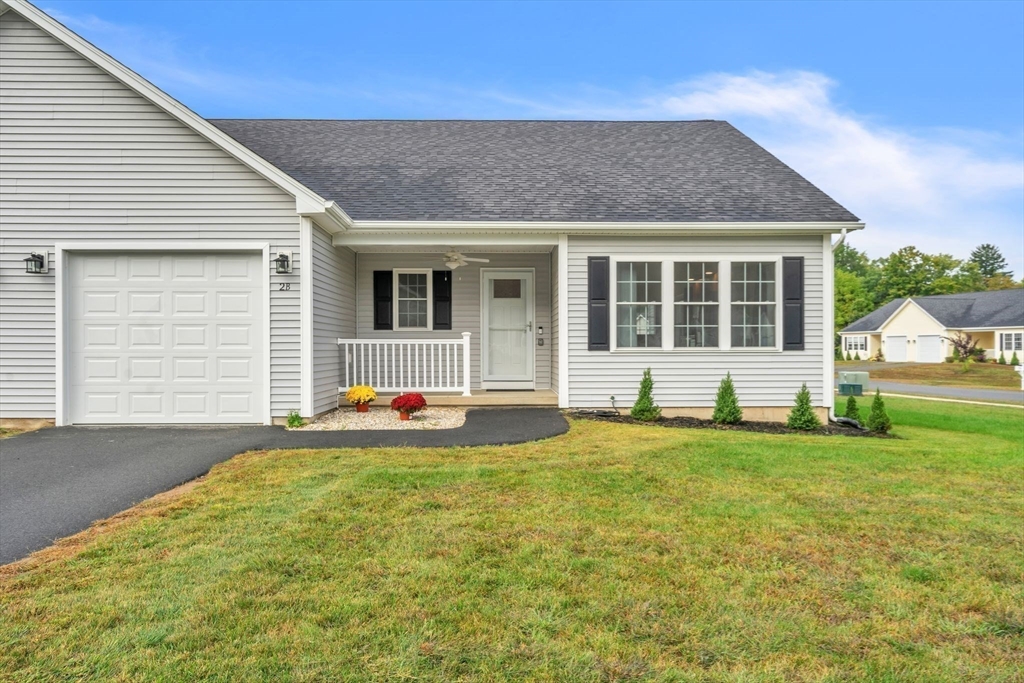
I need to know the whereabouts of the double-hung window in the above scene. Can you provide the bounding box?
[674,262,719,348]
[731,262,776,348]
[1001,332,1022,352]
[845,336,867,352]
[616,262,662,348]
[394,269,431,330]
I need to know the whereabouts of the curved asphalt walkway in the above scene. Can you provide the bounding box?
[0,408,568,565]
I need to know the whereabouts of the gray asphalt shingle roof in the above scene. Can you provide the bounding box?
[842,289,1024,333]
[208,119,859,223]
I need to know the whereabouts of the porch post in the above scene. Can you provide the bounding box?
[462,332,472,396]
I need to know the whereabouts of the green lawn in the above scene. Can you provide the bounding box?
[837,360,1024,390]
[2,398,1022,682]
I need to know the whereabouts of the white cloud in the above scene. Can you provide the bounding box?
[42,8,1024,275]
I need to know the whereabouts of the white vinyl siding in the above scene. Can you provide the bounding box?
[0,10,302,419]
[566,235,825,408]
[311,226,355,415]
[353,252,551,390]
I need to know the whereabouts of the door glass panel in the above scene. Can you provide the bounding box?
[493,279,522,299]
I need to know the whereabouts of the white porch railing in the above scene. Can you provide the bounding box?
[337,332,472,396]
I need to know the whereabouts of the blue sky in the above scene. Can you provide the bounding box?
[42,1,1024,275]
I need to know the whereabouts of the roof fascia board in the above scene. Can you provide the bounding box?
[955,325,1024,332]
[334,232,560,248]
[344,220,864,235]
[6,0,334,218]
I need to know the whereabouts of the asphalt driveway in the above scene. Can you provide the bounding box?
[0,408,568,565]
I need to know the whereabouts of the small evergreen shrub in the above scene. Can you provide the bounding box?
[998,352,1006,365]
[712,372,742,424]
[845,351,852,361]
[630,367,661,422]
[786,383,822,430]
[854,351,861,361]
[835,347,844,361]
[1012,351,1020,366]
[286,410,304,428]
[952,346,961,360]
[844,394,860,421]
[866,389,892,433]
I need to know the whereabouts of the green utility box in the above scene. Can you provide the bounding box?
[837,371,869,396]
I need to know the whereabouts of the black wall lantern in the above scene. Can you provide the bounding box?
[24,252,47,274]
[274,251,292,274]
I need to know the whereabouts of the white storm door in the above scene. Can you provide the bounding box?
[481,270,535,388]
[917,335,942,363]
[68,252,265,424]
[885,335,908,362]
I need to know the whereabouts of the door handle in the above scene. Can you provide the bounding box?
[527,321,533,332]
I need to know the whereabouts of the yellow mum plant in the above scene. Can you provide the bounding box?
[345,385,377,405]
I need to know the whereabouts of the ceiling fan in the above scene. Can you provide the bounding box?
[443,251,490,270]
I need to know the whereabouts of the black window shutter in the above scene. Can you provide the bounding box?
[588,256,610,351]
[373,270,393,331]
[782,257,804,350]
[433,270,452,330]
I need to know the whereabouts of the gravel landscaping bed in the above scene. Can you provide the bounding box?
[572,411,889,437]
[294,407,467,431]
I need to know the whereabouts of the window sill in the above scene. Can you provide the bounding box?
[608,347,784,353]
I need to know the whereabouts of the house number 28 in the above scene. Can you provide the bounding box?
[278,283,291,291]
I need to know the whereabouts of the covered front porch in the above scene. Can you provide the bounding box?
[328,238,561,409]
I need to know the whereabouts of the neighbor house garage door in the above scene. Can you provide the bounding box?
[917,335,942,363]
[885,335,908,362]
[68,252,265,424]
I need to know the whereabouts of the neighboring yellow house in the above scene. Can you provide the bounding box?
[840,289,1024,363]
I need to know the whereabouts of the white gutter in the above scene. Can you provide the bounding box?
[832,227,848,251]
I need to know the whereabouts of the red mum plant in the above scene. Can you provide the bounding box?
[390,392,427,417]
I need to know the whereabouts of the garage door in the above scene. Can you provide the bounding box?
[68,252,265,424]
[885,335,908,362]
[917,335,942,363]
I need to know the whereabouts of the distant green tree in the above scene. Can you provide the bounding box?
[834,270,873,335]
[871,247,984,305]
[969,243,1010,279]
[834,242,872,277]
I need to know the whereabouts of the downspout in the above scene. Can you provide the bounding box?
[828,227,847,422]
[832,227,848,252]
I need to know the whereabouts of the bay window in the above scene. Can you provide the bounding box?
[731,262,776,348]
[616,261,662,348]
[674,262,719,348]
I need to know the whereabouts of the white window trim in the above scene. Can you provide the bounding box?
[393,268,433,331]
[672,261,722,350]
[608,254,783,353]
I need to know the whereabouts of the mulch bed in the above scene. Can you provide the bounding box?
[571,411,892,438]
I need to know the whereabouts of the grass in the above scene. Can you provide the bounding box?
[2,397,1022,682]
[0,427,27,439]
[838,360,1023,390]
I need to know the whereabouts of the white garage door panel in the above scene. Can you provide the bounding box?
[885,335,908,363]
[69,253,264,424]
[917,335,942,363]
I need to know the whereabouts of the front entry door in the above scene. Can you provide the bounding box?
[482,269,535,389]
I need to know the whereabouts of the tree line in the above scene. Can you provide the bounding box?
[834,242,1021,336]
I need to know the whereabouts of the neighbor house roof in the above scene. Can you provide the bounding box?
[842,289,1024,333]
[209,119,860,223]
